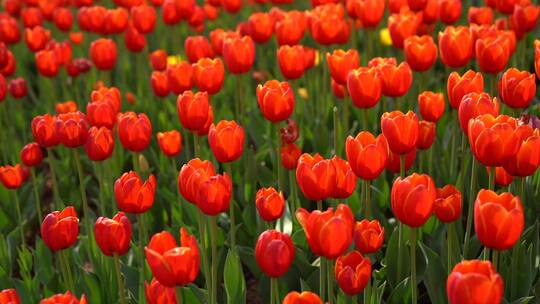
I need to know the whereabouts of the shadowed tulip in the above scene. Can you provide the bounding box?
[434,184,462,223]
[255,229,295,277]
[41,206,79,251]
[335,251,371,295]
[94,212,132,256]
[354,219,384,254]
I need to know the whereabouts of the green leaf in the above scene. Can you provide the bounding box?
[419,243,446,304]
[387,278,411,304]
[384,225,409,287]
[83,272,103,304]
[224,250,246,304]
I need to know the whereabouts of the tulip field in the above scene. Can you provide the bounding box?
[1,0,540,303]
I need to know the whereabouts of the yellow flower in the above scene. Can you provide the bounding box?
[167,55,182,66]
[314,50,321,66]
[379,28,392,46]
[298,88,309,100]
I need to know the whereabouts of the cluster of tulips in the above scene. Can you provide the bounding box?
[0,0,540,303]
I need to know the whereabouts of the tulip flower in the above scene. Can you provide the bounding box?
[309,5,351,45]
[391,173,436,227]
[330,156,357,199]
[404,35,438,72]
[458,92,499,135]
[439,0,462,24]
[326,49,360,85]
[277,45,307,80]
[474,189,524,251]
[386,148,417,174]
[331,79,346,99]
[434,184,462,223]
[114,171,157,214]
[25,26,51,52]
[185,36,214,64]
[117,112,152,152]
[55,101,78,114]
[150,71,169,97]
[281,143,302,170]
[87,102,117,130]
[335,251,371,295]
[494,166,513,187]
[0,164,28,189]
[40,292,87,304]
[20,142,43,167]
[222,36,255,74]
[0,75,5,102]
[468,6,495,25]
[346,67,382,109]
[41,206,79,251]
[346,131,388,180]
[417,120,436,150]
[247,12,274,43]
[255,229,295,278]
[510,1,540,34]
[438,26,473,68]
[94,212,132,256]
[350,0,385,28]
[375,61,413,97]
[498,68,536,109]
[145,228,200,287]
[275,10,306,46]
[295,153,336,201]
[418,91,445,123]
[167,61,193,94]
[447,70,485,109]
[388,10,421,49]
[536,40,540,80]
[381,111,419,155]
[85,126,115,161]
[177,91,210,132]
[32,114,60,148]
[503,125,540,177]
[296,204,354,259]
[354,219,384,254]
[447,260,503,304]
[0,288,20,304]
[475,35,511,74]
[178,158,216,204]
[145,278,177,304]
[193,58,224,95]
[157,130,182,157]
[55,112,89,148]
[8,78,27,99]
[255,187,285,222]
[89,38,117,70]
[208,120,244,163]
[282,291,322,304]
[125,24,146,52]
[131,4,156,34]
[468,114,519,167]
[256,80,295,123]
[195,172,232,216]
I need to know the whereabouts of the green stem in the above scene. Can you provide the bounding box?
[365,180,371,219]
[364,274,371,304]
[13,191,24,245]
[96,163,106,216]
[488,167,494,190]
[428,145,434,174]
[196,210,210,300]
[114,253,127,304]
[344,98,350,136]
[225,163,236,251]
[317,200,323,211]
[138,213,148,300]
[61,250,75,292]
[449,115,457,178]
[176,287,183,304]
[363,108,369,131]
[410,228,417,304]
[274,123,282,190]
[447,223,454,273]
[57,251,69,290]
[463,159,477,258]
[400,154,406,177]
[47,148,61,209]
[459,134,467,191]
[210,216,219,304]
[193,133,200,157]
[491,250,499,272]
[132,152,139,172]
[333,107,339,156]
[74,150,92,242]
[320,256,327,302]
[396,223,403,283]
[327,258,334,303]
[30,169,42,223]
[271,278,279,304]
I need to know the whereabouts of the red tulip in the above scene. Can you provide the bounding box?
[150,49,167,71]
[0,16,19,45]
[281,143,302,170]
[256,80,295,123]
[275,10,306,46]
[417,120,436,150]
[25,26,51,52]
[447,70,485,109]
[85,126,115,161]
[439,0,462,24]
[498,68,536,109]
[145,228,200,287]
[326,49,360,85]
[247,12,274,43]
[438,26,473,68]
[125,23,146,52]
[375,61,413,97]
[381,111,419,154]
[167,61,193,94]
[352,0,386,28]
[346,131,388,180]
[131,4,157,33]
[0,289,20,304]
[388,10,420,49]
[41,206,79,251]
[0,164,29,189]
[468,6,495,25]
[114,171,157,214]
[145,278,177,304]
[40,292,87,304]
[418,91,445,122]
[404,35,437,72]
[255,229,295,277]
[150,71,169,97]
[21,7,43,28]
[354,219,384,254]
[89,38,117,70]
[195,172,232,216]
[494,166,513,186]
[184,36,214,64]
[20,142,43,167]
[32,114,60,148]
[474,189,524,250]
[309,4,351,45]
[117,112,152,152]
[255,187,285,222]
[8,77,27,99]
[536,40,540,80]
[447,260,503,304]
[157,130,182,157]
[193,58,224,95]
[0,74,5,102]
[503,125,540,177]
[330,156,357,199]
[55,111,89,148]
[55,101,78,114]
[282,291,323,304]
[296,204,354,259]
[335,251,371,295]
[475,35,511,74]
[178,158,216,204]
[468,114,519,167]
[208,120,244,163]
[52,7,73,32]
[295,153,336,201]
[222,36,255,74]
[87,100,117,129]
[434,184,462,223]
[277,45,307,80]
[391,173,436,227]
[94,212,132,256]
[346,67,382,109]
